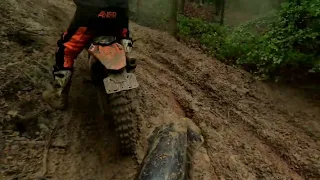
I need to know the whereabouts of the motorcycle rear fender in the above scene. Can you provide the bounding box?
[88,43,126,71]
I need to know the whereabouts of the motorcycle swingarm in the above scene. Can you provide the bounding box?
[103,72,139,94]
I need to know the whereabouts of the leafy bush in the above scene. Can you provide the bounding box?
[178,15,228,59]
[178,0,320,79]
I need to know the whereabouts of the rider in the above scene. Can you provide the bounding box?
[43,0,132,110]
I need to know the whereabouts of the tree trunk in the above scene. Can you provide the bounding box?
[219,0,225,25]
[199,0,205,6]
[179,0,186,14]
[136,0,141,17]
[169,0,179,36]
[215,0,222,16]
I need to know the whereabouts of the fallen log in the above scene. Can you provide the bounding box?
[137,118,204,180]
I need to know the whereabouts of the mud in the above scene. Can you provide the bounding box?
[1,0,320,180]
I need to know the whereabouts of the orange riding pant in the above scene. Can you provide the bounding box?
[55,6,129,70]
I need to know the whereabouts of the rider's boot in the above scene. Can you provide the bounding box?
[120,38,137,72]
[42,66,73,110]
[120,38,133,57]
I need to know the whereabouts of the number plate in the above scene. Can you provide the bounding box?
[103,72,139,94]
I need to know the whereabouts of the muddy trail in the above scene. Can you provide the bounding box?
[1,0,320,180]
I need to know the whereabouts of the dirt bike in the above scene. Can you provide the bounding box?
[86,36,139,155]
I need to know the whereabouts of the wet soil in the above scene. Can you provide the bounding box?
[1,0,319,180]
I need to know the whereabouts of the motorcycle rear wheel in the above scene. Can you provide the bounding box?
[91,59,139,155]
[107,89,139,155]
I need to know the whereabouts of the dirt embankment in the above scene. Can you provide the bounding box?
[1,0,320,180]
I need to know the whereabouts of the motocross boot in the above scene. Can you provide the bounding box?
[120,38,133,61]
[120,39,133,54]
[42,67,73,110]
[120,39,137,72]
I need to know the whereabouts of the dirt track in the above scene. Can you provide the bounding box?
[1,0,320,180]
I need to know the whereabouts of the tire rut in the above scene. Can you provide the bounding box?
[131,25,319,179]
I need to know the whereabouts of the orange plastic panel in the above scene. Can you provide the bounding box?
[88,43,126,70]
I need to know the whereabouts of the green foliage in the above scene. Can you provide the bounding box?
[178,15,228,58]
[178,0,320,79]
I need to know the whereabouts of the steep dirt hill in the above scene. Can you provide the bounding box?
[1,0,319,180]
